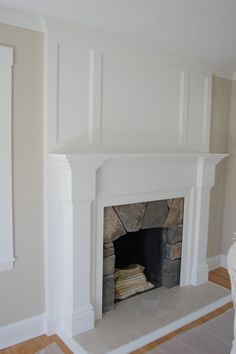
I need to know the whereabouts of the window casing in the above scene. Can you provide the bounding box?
[0,46,14,271]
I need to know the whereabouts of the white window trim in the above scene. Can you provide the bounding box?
[0,46,14,271]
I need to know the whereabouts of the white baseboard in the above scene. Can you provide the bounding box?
[219,254,227,268]
[57,329,87,354]
[46,313,62,335]
[0,313,46,350]
[63,306,95,336]
[207,254,227,271]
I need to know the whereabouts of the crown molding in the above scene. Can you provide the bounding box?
[214,68,236,81]
[0,6,44,32]
[1,6,236,81]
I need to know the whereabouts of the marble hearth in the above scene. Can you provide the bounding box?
[51,152,226,337]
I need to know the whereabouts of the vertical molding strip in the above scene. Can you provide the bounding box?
[202,75,212,152]
[0,46,14,271]
[178,71,190,147]
[55,41,60,145]
[88,49,103,144]
[47,36,60,151]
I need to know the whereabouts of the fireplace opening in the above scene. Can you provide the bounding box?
[103,198,184,313]
[113,228,163,287]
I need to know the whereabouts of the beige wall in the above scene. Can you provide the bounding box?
[0,24,44,325]
[221,81,236,255]
[208,76,231,257]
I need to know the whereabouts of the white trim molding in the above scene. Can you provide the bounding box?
[88,49,103,144]
[0,313,46,350]
[214,69,236,81]
[0,258,15,272]
[57,329,87,353]
[0,46,14,272]
[49,152,227,336]
[51,154,107,336]
[207,254,228,271]
[0,6,44,32]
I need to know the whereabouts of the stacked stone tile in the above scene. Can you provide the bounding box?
[103,198,184,313]
[162,226,182,288]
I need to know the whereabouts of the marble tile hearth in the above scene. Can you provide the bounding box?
[74,282,231,354]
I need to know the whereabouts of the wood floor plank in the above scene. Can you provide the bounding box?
[0,335,73,354]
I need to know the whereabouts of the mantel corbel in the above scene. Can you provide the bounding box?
[196,154,228,188]
[50,153,108,202]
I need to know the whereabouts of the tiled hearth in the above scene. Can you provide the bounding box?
[51,152,226,337]
[75,282,231,354]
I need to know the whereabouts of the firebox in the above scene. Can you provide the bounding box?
[103,198,184,312]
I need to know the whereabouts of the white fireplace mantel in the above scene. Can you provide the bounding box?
[49,151,227,337]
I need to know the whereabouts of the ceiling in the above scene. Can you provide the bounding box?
[1,0,236,73]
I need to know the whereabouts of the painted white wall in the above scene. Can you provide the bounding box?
[0,23,44,326]
[221,80,236,255]
[45,20,214,153]
[208,76,232,258]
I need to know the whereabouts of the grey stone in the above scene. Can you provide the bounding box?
[162,259,181,288]
[114,203,146,232]
[103,275,114,313]
[142,200,169,229]
[104,242,113,249]
[162,271,180,288]
[103,255,115,276]
[104,207,126,243]
[162,258,181,273]
[167,198,173,208]
[103,246,114,257]
[164,198,184,227]
[162,226,183,245]
[165,242,182,260]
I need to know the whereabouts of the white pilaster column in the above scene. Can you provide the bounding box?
[191,156,225,285]
[53,155,106,336]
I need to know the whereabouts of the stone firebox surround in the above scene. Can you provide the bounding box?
[103,199,184,312]
[51,151,226,337]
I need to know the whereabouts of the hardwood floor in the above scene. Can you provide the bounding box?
[209,266,231,289]
[0,267,232,354]
[0,334,73,354]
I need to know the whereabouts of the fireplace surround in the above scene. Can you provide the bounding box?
[50,151,226,337]
[102,199,184,312]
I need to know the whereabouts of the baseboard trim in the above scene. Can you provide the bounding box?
[46,313,62,335]
[193,263,209,285]
[220,254,227,268]
[57,329,87,354]
[0,313,46,350]
[207,254,227,271]
[63,306,95,336]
